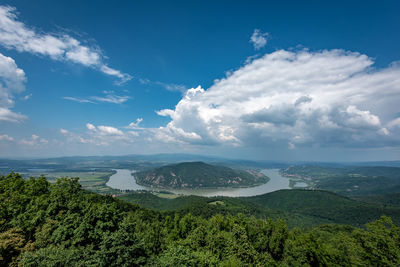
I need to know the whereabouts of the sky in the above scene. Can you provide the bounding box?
[0,0,400,161]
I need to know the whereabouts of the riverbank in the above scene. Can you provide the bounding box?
[106,168,292,197]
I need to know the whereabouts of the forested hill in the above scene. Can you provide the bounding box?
[135,161,268,188]
[119,189,400,228]
[2,173,400,266]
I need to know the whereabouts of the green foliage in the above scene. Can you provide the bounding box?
[120,189,400,228]
[135,161,269,189]
[1,172,400,266]
[282,165,400,196]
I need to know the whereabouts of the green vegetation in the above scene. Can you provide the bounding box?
[19,171,118,195]
[354,192,400,206]
[282,165,400,196]
[2,172,400,266]
[209,200,225,206]
[119,189,400,228]
[135,161,269,189]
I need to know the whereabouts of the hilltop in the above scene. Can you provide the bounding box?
[134,161,269,189]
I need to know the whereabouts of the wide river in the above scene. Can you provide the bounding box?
[106,168,291,197]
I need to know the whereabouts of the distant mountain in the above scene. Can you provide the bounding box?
[134,161,269,189]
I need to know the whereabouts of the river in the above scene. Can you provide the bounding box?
[106,168,291,197]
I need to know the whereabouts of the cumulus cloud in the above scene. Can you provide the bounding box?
[0,5,131,84]
[126,118,143,129]
[96,125,124,136]
[250,29,269,50]
[60,123,134,146]
[20,134,48,146]
[0,134,13,141]
[71,123,132,146]
[59,128,69,135]
[0,53,27,122]
[86,123,96,131]
[388,118,400,129]
[154,49,400,150]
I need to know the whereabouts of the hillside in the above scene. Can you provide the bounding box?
[281,165,400,196]
[2,173,400,266]
[119,189,400,228]
[134,161,269,189]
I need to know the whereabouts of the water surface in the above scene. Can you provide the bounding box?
[107,168,291,197]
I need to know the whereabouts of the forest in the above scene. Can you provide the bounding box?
[1,172,400,266]
[134,162,269,189]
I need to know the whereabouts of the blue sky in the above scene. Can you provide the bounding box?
[0,0,400,161]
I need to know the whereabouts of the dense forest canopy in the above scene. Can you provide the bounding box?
[1,173,400,266]
[135,162,268,189]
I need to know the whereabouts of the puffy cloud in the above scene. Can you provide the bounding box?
[154,49,400,149]
[388,118,400,129]
[86,123,96,131]
[59,123,133,147]
[126,118,143,129]
[250,29,269,50]
[0,5,131,84]
[79,123,132,145]
[97,126,124,136]
[59,128,69,135]
[19,134,48,146]
[0,53,27,122]
[0,134,13,141]
[155,122,202,145]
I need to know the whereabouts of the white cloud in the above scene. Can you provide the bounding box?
[156,109,175,117]
[97,125,123,136]
[139,78,187,93]
[0,5,131,84]
[250,29,269,50]
[0,134,13,141]
[60,123,131,146]
[20,134,48,146]
[63,96,95,104]
[155,122,202,145]
[126,118,143,129]
[91,94,130,104]
[0,107,27,122]
[127,131,139,137]
[154,49,400,149]
[0,53,27,122]
[86,123,96,131]
[21,93,32,100]
[63,92,130,104]
[65,45,101,66]
[59,128,69,135]
[100,66,132,85]
[155,81,187,92]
